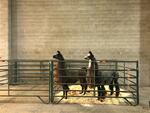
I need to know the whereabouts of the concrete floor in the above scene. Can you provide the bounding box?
[0,87,149,113]
[0,103,150,113]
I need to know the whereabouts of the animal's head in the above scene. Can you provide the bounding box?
[53,51,64,60]
[84,51,95,60]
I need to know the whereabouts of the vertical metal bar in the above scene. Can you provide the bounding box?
[50,61,54,103]
[48,62,51,103]
[17,61,20,83]
[8,60,12,84]
[136,61,139,105]
[124,62,126,88]
[93,61,95,97]
[40,61,42,80]
[14,61,18,83]
[8,61,10,96]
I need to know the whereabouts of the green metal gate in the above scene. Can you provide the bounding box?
[0,59,139,105]
[0,59,51,104]
[50,60,139,106]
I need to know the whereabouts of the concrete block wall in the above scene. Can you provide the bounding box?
[0,0,8,60]
[10,0,140,60]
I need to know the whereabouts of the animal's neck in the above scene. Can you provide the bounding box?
[54,62,61,83]
[58,60,65,68]
[88,59,98,70]
[88,59,92,68]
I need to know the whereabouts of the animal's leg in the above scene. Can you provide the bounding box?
[63,85,69,99]
[82,76,88,95]
[80,84,87,95]
[80,85,84,94]
[101,85,106,99]
[62,87,67,99]
[79,72,84,94]
[80,76,88,95]
[63,90,65,98]
[79,78,86,94]
[97,86,102,100]
[114,79,120,97]
[109,80,114,95]
[65,91,68,99]
[83,84,87,95]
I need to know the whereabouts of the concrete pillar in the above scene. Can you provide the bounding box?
[140,0,150,86]
[0,0,8,60]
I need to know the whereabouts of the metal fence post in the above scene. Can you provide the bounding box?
[7,61,10,96]
[124,62,126,88]
[93,61,96,97]
[14,61,18,83]
[49,61,54,103]
[136,61,139,105]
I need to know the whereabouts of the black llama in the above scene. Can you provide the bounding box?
[53,51,87,99]
[84,51,120,101]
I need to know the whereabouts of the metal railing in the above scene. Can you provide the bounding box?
[0,59,139,105]
[50,60,139,105]
[0,59,50,104]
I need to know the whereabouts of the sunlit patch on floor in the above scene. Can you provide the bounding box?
[54,85,133,105]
